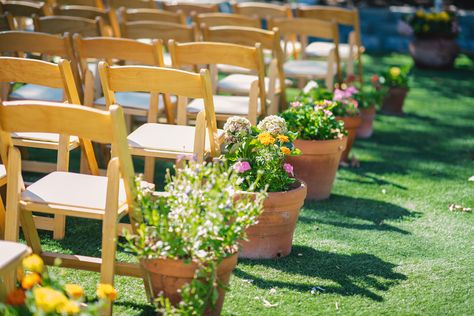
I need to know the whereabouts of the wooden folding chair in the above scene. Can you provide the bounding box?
[73,35,174,125]
[55,0,105,10]
[297,6,364,83]
[53,4,120,37]
[0,100,144,315]
[161,2,219,16]
[33,14,106,37]
[0,57,99,239]
[269,17,341,91]
[108,0,155,9]
[0,12,15,31]
[99,62,221,182]
[0,241,30,301]
[0,165,6,239]
[120,7,186,25]
[0,0,48,30]
[194,12,260,30]
[232,1,292,20]
[169,40,266,125]
[202,25,286,115]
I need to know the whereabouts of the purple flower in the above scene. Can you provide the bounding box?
[233,161,251,173]
[283,163,294,177]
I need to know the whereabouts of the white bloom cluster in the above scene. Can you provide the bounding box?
[223,116,252,144]
[257,115,288,136]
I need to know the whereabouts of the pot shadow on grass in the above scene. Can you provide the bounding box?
[301,194,420,234]
[113,302,156,316]
[236,245,406,302]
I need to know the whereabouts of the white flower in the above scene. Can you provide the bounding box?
[223,116,252,144]
[257,115,288,136]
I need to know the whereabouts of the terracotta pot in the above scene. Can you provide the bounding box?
[142,254,238,316]
[409,38,459,70]
[382,87,408,115]
[286,138,347,200]
[357,106,376,139]
[239,181,307,259]
[336,115,362,162]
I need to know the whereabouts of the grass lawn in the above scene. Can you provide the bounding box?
[18,53,474,315]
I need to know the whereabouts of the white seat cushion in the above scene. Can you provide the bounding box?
[187,95,259,116]
[12,132,79,144]
[0,164,6,179]
[9,84,63,102]
[217,74,292,95]
[0,241,30,270]
[305,42,352,59]
[128,123,223,154]
[163,52,172,67]
[283,60,336,77]
[22,172,127,211]
[95,92,174,112]
[216,55,272,75]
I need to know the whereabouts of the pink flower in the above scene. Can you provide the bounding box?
[333,89,345,101]
[283,163,294,177]
[233,161,251,173]
[291,101,302,107]
[371,74,379,84]
[323,109,333,117]
[345,86,358,96]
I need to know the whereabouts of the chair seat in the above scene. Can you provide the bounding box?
[305,42,353,59]
[187,95,260,116]
[283,60,336,77]
[9,84,63,102]
[12,132,79,144]
[0,241,30,271]
[95,92,173,112]
[163,52,172,67]
[21,172,127,212]
[128,123,223,155]
[217,55,272,75]
[0,164,6,179]
[217,74,292,95]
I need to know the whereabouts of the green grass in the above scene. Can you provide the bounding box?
[19,54,474,315]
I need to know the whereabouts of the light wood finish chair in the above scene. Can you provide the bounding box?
[232,1,292,20]
[202,25,286,115]
[0,12,15,31]
[0,241,30,301]
[194,12,260,29]
[74,35,174,124]
[0,165,6,239]
[269,17,341,90]
[108,0,155,9]
[0,0,48,30]
[0,100,144,315]
[161,2,219,16]
[0,57,99,239]
[99,63,221,182]
[33,14,106,37]
[169,40,266,125]
[120,7,185,25]
[55,0,105,10]
[297,6,363,83]
[53,4,120,37]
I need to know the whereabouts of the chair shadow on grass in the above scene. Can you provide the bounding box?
[236,245,406,302]
[301,194,420,234]
[114,302,156,316]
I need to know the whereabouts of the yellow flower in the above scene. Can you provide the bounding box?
[65,284,84,299]
[280,146,291,155]
[416,10,425,18]
[389,67,401,77]
[257,132,275,145]
[426,13,436,20]
[438,11,450,21]
[96,284,117,301]
[21,272,42,289]
[22,254,44,273]
[33,287,68,313]
[59,300,81,315]
[276,134,289,143]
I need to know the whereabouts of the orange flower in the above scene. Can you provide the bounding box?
[280,146,291,155]
[21,272,42,290]
[6,289,26,306]
[96,284,117,301]
[65,284,84,300]
[257,132,275,145]
[277,134,289,143]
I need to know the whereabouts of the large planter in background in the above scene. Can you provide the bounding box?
[357,105,376,139]
[142,254,238,316]
[239,181,307,259]
[286,138,346,200]
[336,115,361,163]
[382,87,408,115]
[409,38,459,69]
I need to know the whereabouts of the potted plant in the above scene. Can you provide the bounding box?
[123,162,264,315]
[406,10,459,69]
[380,66,411,115]
[354,75,386,139]
[0,254,116,315]
[222,115,307,259]
[280,100,347,200]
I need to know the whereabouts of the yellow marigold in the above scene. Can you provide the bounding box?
[21,272,42,290]
[280,146,291,155]
[389,67,401,77]
[416,10,425,18]
[58,300,81,315]
[96,284,117,301]
[276,134,289,143]
[22,254,44,273]
[33,287,68,313]
[438,11,450,21]
[65,284,84,299]
[257,132,275,145]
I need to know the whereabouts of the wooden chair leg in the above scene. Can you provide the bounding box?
[20,211,43,255]
[5,147,22,243]
[143,157,155,183]
[0,195,5,239]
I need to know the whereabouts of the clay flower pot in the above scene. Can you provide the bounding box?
[409,38,459,70]
[382,87,408,115]
[336,115,362,163]
[286,138,347,200]
[357,105,376,139]
[141,254,238,316]
[239,181,307,259]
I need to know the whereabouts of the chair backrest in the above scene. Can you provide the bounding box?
[0,101,136,221]
[120,8,185,25]
[120,20,196,42]
[232,2,291,20]
[0,12,15,31]
[162,2,219,16]
[55,0,104,10]
[108,0,155,9]
[169,40,266,115]
[98,62,220,156]
[194,12,261,29]
[33,14,105,37]
[0,1,47,18]
[53,5,119,36]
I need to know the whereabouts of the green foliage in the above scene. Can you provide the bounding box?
[407,10,458,38]
[379,65,412,89]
